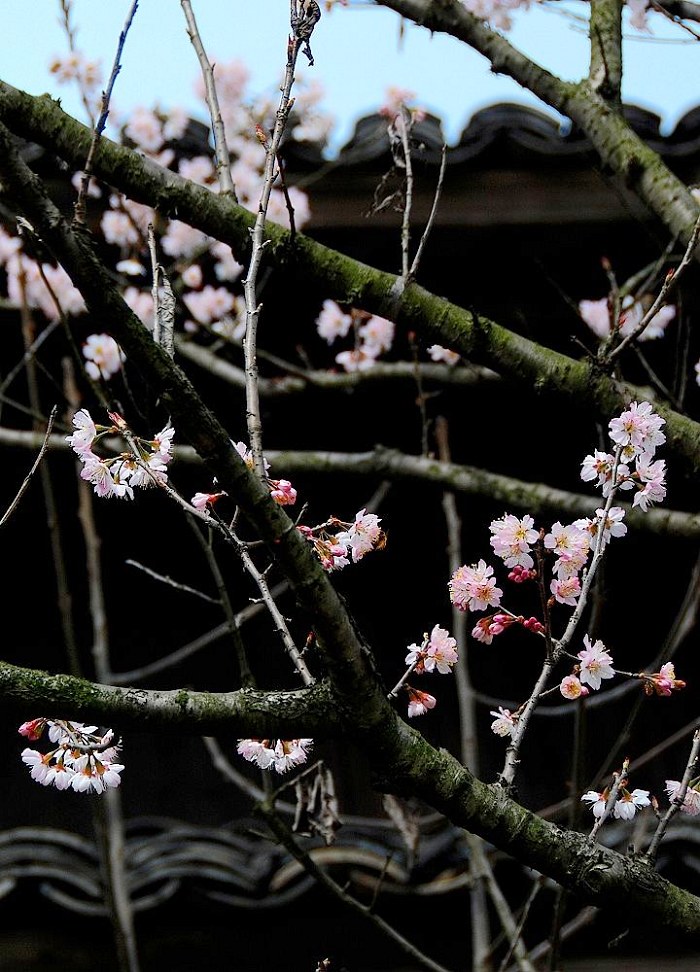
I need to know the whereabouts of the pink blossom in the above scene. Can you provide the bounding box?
[82,333,125,381]
[269,479,297,505]
[123,287,154,325]
[20,719,123,793]
[577,634,615,690]
[490,513,539,569]
[406,686,437,718]
[560,675,588,700]
[335,509,383,562]
[449,560,503,612]
[616,788,651,820]
[272,738,313,773]
[181,264,203,288]
[161,220,210,259]
[579,298,610,340]
[550,575,581,606]
[191,491,226,510]
[237,738,275,770]
[358,315,394,355]
[641,662,686,697]
[508,565,537,583]
[211,241,244,282]
[179,155,216,186]
[101,210,141,247]
[609,401,665,455]
[580,450,615,488]
[427,345,460,366]
[124,106,164,152]
[619,297,675,340]
[379,86,419,119]
[423,625,458,673]
[18,719,46,741]
[490,707,517,738]
[66,408,97,456]
[335,348,377,372]
[582,786,650,820]
[665,780,700,816]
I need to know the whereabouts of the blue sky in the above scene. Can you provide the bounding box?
[3,1,699,155]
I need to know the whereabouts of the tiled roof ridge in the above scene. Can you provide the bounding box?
[285,101,700,167]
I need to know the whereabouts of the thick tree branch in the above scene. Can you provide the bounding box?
[0,660,338,736]
[4,428,700,539]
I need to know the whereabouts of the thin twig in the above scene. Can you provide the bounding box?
[409,143,447,280]
[73,0,139,225]
[243,3,304,479]
[180,0,236,198]
[124,558,220,605]
[0,404,57,529]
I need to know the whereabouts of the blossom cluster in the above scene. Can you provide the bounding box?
[581,401,667,511]
[237,737,313,773]
[450,404,666,651]
[67,408,174,500]
[19,718,124,794]
[315,301,396,373]
[298,509,384,570]
[398,624,458,718]
[581,785,650,820]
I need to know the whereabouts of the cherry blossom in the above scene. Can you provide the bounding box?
[19,719,123,793]
[544,522,590,575]
[665,780,700,816]
[82,333,125,381]
[335,348,377,372]
[449,560,503,612]
[406,686,437,718]
[490,707,517,738]
[608,401,666,455]
[581,786,650,820]
[334,509,384,563]
[66,408,98,455]
[490,513,539,569]
[640,662,686,697]
[269,479,298,505]
[427,345,460,366]
[67,409,176,500]
[577,635,615,690]
[550,575,581,606]
[423,625,459,673]
[237,738,313,773]
[472,613,519,644]
[560,675,588,700]
[191,491,227,510]
[579,295,675,342]
[358,315,394,355]
[508,565,537,583]
[460,0,531,30]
